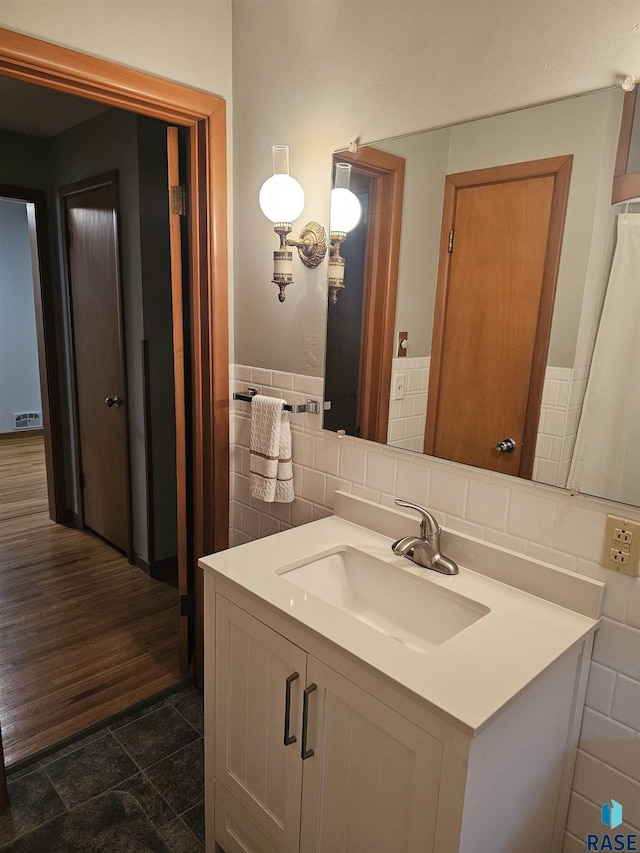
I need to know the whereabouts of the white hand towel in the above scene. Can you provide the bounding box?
[249,395,294,503]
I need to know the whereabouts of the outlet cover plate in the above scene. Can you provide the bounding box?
[601,514,640,578]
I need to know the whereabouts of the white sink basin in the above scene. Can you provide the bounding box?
[277,547,489,652]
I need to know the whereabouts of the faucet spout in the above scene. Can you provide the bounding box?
[392,499,459,575]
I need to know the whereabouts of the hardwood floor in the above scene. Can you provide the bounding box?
[0,435,182,767]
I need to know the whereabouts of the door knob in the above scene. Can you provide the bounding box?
[105,396,123,408]
[496,438,516,453]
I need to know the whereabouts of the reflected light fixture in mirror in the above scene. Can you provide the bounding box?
[328,162,362,304]
[259,144,327,302]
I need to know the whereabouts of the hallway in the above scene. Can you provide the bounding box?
[0,435,181,766]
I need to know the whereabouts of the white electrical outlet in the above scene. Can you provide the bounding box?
[601,515,640,577]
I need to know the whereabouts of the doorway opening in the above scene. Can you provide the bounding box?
[0,27,229,765]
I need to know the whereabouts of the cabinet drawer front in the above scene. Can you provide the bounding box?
[215,781,280,853]
[301,660,443,853]
[216,597,306,852]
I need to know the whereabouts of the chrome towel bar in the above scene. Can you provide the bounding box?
[233,387,320,415]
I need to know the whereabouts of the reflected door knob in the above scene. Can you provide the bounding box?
[496,438,516,453]
[105,396,123,408]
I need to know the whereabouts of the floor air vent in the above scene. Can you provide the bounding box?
[12,411,42,431]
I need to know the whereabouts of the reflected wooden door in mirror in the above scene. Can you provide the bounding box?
[425,155,572,477]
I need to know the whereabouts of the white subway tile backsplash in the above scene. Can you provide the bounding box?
[428,468,468,517]
[314,436,339,475]
[507,490,557,543]
[293,430,315,468]
[579,708,640,782]
[553,504,607,561]
[272,370,294,390]
[293,373,318,394]
[545,409,567,437]
[611,675,640,732]
[259,513,280,538]
[565,792,600,842]
[291,497,314,527]
[352,484,380,503]
[301,468,326,504]
[465,480,509,529]
[593,618,640,683]
[627,580,640,629]
[365,453,397,493]
[395,458,430,504]
[339,442,367,484]
[251,367,273,386]
[585,662,616,715]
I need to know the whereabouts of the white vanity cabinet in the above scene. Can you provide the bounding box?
[201,494,604,853]
[213,595,442,853]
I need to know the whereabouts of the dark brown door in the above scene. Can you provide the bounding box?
[425,156,572,477]
[65,177,130,552]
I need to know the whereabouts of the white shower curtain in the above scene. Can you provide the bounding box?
[568,213,640,504]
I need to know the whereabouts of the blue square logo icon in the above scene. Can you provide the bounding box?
[601,799,623,829]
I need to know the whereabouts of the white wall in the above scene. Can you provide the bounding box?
[0,200,42,433]
[230,3,640,849]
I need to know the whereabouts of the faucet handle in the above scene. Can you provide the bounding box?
[394,498,441,539]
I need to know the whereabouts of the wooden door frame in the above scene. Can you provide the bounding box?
[333,147,405,443]
[0,28,229,681]
[612,88,640,204]
[60,172,133,562]
[0,183,66,522]
[425,154,573,478]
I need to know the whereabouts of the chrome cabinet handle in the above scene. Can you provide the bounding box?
[283,672,299,746]
[301,683,317,760]
[496,438,516,453]
[105,396,123,408]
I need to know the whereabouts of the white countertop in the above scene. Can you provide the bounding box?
[200,498,602,736]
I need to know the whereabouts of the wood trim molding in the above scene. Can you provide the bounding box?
[334,147,405,443]
[612,90,640,203]
[0,27,229,681]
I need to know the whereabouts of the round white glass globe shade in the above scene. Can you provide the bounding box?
[330,187,362,233]
[259,174,305,223]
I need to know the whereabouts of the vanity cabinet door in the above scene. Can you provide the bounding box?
[215,598,307,853]
[300,657,443,853]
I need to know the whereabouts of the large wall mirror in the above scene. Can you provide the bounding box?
[323,86,640,507]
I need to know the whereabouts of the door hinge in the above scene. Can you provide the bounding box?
[180,593,195,618]
[448,229,455,253]
[79,472,85,490]
[170,185,187,216]
[66,226,73,250]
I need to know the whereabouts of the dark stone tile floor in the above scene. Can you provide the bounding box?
[0,683,204,851]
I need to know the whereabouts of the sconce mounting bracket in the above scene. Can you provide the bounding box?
[289,221,327,268]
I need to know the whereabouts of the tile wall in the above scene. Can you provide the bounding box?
[535,366,590,489]
[388,356,429,452]
[230,363,640,851]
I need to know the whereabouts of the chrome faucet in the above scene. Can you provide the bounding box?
[392,499,459,575]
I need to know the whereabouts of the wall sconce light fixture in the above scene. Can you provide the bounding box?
[328,162,362,304]
[259,145,327,302]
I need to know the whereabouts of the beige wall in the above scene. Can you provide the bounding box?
[0,0,232,97]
